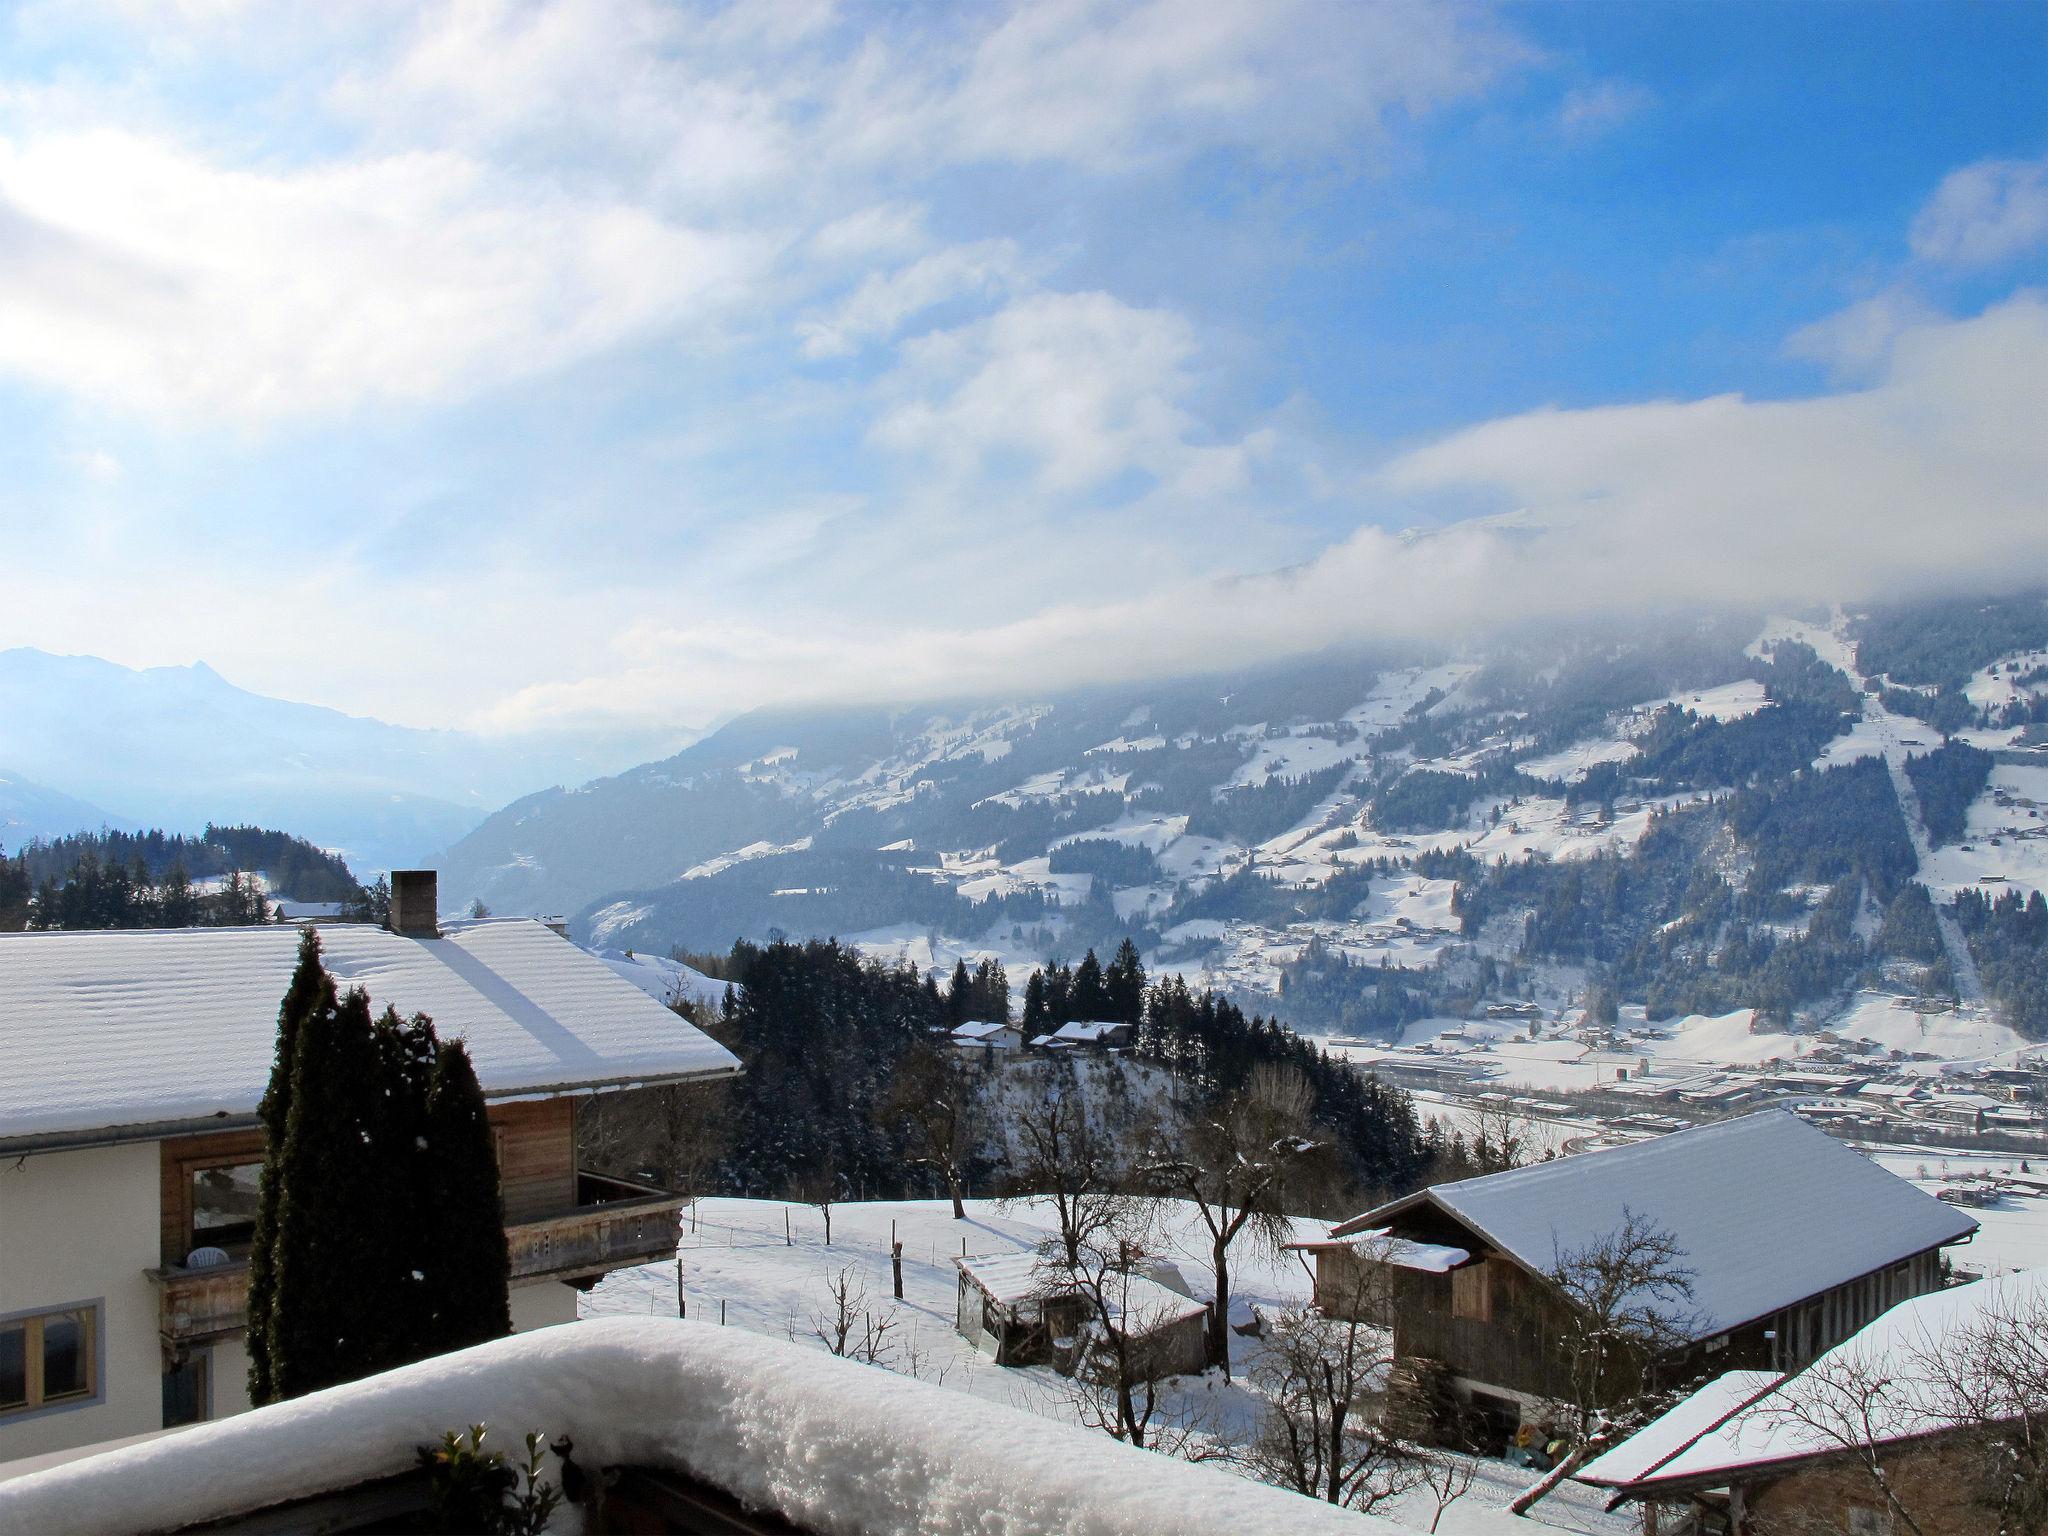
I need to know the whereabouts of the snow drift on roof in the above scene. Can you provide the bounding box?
[0,919,739,1143]
[1331,1111,1976,1336]
[1581,1268,2048,1492]
[0,1318,1412,1536]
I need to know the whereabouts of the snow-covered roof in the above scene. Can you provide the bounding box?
[1331,1111,1976,1337]
[589,946,729,1013]
[1047,1020,1128,1043]
[0,1319,1421,1536]
[1580,1269,2048,1494]
[0,919,741,1147]
[951,1019,1017,1042]
[957,1252,1208,1332]
[1286,1228,1471,1274]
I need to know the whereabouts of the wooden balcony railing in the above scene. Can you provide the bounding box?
[150,1177,685,1346]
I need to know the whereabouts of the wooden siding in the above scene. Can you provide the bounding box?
[158,1098,576,1264]
[492,1098,577,1224]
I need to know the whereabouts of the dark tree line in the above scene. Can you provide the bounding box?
[1904,740,1994,847]
[247,931,509,1403]
[1953,887,2048,1040]
[1021,940,1147,1030]
[4,851,274,931]
[1137,974,1432,1201]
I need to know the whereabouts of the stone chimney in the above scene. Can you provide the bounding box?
[389,869,440,938]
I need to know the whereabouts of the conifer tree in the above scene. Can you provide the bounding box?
[1021,969,1048,1034]
[947,957,973,1025]
[366,1004,439,1372]
[260,984,384,1400]
[1071,948,1110,1019]
[418,1038,513,1350]
[1104,938,1146,1026]
[246,928,333,1405]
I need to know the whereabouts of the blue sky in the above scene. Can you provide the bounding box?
[0,0,2042,737]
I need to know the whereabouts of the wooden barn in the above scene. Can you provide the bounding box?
[1292,1111,1978,1444]
[954,1251,1209,1378]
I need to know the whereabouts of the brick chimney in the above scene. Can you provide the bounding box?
[389,869,440,938]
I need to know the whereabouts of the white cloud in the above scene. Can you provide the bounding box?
[870,290,1261,496]
[798,239,1027,358]
[1910,155,2048,268]
[1558,78,1653,137]
[0,130,757,422]
[477,296,2048,729]
[1782,286,1940,382]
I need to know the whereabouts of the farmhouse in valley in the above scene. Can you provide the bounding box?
[1291,1111,1977,1442]
[1577,1268,2047,1535]
[0,872,738,1461]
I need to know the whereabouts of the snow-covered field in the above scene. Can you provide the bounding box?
[1918,763,2048,902]
[582,1196,1627,1534]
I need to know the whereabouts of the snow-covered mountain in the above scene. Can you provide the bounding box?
[0,648,699,873]
[437,593,2048,1045]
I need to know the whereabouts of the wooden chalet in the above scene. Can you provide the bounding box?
[1293,1111,1978,1444]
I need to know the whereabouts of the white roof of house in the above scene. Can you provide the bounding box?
[1332,1111,1976,1337]
[1580,1269,2048,1493]
[956,1252,1207,1334]
[1047,1020,1127,1043]
[951,1020,1017,1042]
[0,919,740,1146]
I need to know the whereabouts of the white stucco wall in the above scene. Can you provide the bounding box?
[0,1143,163,1461]
[510,1280,579,1333]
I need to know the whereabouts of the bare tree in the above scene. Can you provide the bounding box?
[884,1039,984,1219]
[1035,1203,1198,1452]
[808,1263,899,1366]
[1755,1283,2048,1536]
[1007,1082,1128,1269]
[1146,1065,1332,1375]
[1242,1247,1417,1509]
[1463,1099,1536,1175]
[1511,1208,1700,1515]
[576,1079,732,1209]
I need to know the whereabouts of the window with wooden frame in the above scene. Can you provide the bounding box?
[0,1303,100,1419]
[1451,1261,1492,1322]
[189,1161,265,1257]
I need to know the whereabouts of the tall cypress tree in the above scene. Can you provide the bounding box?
[246,928,332,1406]
[419,1039,513,1349]
[366,1005,439,1374]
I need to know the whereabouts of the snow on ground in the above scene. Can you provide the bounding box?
[1822,990,2029,1064]
[1230,730,1363,788]
[582,1197,1621,1534]
[1051,812,1190,854]
[592,948,728,1012]
[1814,695,1938,769]
[1344,664,1481,734]
[1863,1149,2048,1276]
[1088,734,1168,756]
[1518,737,1639,785]
[1647,678,1770,722]
[1965,648,2048,712]
[678,835,814,881]
[1750,612,1860,679]
[1918,763,2048,902]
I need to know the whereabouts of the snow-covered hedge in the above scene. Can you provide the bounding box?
[0,1318,1437,1535]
